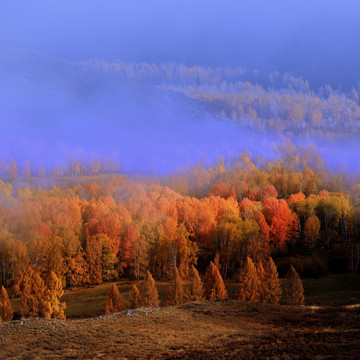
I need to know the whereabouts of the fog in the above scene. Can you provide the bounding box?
[2,0,360,90]
[0,47,280,174]
[0,1,359,175]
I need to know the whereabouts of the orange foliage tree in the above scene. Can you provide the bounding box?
[282,265,305,305]
[188,265,204,301]
[129,284,142,309]
[166,266,185,306]
[0,286,13,321]
[262,198,299,251]
[141,270,160,307]
[104,283,124,314]
[21,269,48,318]
[304,215,321,249]
[238,257,260,302]
[263,258,282,304]
[21,270,66,319]
[204,261,228,300]
[256,261,266,302]
[45,271,66,320]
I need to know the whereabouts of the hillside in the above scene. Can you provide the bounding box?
[2,47,360,175]
[1,300,359,359]
[0,47,266,175]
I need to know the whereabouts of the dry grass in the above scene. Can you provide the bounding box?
[1,300,360,359]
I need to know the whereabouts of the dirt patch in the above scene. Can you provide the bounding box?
[1,300,359,359]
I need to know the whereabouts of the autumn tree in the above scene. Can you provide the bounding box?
[214,215,242,278]
[258,212,270,244]
[128,223,149,280]
[282,265,305,305]
[176,223,198,278]
[304,215,321,249]
[238,257,260,302]
[21,269,48,318]
[129,284,142,309]
[315,194,351,248]
[188,265,204,301]
[262,197,299,251]
[60,227,87,287]
[263,258,282,304]
[21,270,66,319]
[142,270,160,307]
[45,271,66,319]
[166,266,185,305]
[0,286,13,321]
[213,252,221,271]
[85,234,104,284]
[4,240,30,297]
[104,283,124,314]
[256,261,266,302]
[204,261,228,300]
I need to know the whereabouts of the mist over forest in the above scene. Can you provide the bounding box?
[0,0,360,175]
[2,4,360,356]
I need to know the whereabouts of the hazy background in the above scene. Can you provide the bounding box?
[0,1,359,175]
[1,0,359,90]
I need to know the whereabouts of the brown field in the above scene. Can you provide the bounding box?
[1,300,360,359]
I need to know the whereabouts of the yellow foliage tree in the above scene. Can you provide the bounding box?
[21,270,66,319]
[166,266,185,306]
[204,261,228,300]
[282,265,305,305]
[188,265,204,301]
[256,261,266,303]
[142,270,160,307]
[129,284,142,309]
[45,271,66,320]
[238,257,260,302]
[304,215,321,249]
[21,269,48,318]
[0,286,13,321]
[263,258,282,304]
[104,283,124,315]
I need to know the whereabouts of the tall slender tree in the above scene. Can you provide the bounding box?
[188,265,204,301]
[282,265,305,305]
[256,261,266,303]
[142,270,160,307]
[129,284,142,309]
[213,252,221,271]
[21,270,48,318]
[166,266,185,305]
[263,257,282,304]
[204,261,228,300]
[45,271,66,320]
[238,257,260,302]
[0,286,13,321]
[104,283,124,315]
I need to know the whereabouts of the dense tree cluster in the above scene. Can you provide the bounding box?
[0,150,359,320]
[85,60,360,138]
[238,257,282,304]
